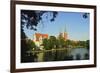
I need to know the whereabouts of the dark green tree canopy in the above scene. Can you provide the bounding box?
[21,10,58,31]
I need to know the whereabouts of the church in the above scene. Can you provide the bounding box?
[33,26,68,49]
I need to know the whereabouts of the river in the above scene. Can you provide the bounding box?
[33,48,89,62]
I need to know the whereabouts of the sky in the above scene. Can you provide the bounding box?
[23,11,90,41]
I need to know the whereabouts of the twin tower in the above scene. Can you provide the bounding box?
[33,24,68,42]
[58,25,68,41]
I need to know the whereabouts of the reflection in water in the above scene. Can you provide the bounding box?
[70,48,89,60]
[33,48,89,62]
[43,49,68,61]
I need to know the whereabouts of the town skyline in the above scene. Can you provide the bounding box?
[23,11,90,41]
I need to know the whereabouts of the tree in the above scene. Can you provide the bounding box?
[42,36,57,50]
[26,39,36,51]
[78,41,86,47]
[86,40,89,49]
[21,10,58,33]
[65,40,72,48]
[49,36,57,49]
[83,13,89,19]
[21,39,37,62]
[21,10,58,49]
[42,38,50,50]
[58,36,65,48]
[21,10,58,62]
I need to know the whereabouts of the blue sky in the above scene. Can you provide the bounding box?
[24,11,90,41]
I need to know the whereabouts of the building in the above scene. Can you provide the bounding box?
[34,33,48,42]
[33,33,48,49]
[59,32,68,41]
[58,26,68,41]
[33,25,68,49]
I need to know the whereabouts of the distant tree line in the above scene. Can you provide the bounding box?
[42,35,89,50]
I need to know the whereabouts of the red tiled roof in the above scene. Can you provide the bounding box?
[34,33,48,41]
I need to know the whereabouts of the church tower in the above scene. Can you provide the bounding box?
[63,25,68,41]
[58,24,68,41]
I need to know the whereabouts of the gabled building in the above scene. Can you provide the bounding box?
[33,33,48,48]
[33,25,68,49]
[34,33,48,42]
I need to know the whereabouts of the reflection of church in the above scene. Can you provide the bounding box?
[33,26,68,49]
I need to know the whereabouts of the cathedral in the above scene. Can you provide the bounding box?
[33,25,68,48]
[58,26,68,41]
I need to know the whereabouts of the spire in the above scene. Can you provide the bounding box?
[64,24,67,33]
[63,24,68,41]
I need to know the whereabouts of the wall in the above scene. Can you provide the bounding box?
[0,0,100,73]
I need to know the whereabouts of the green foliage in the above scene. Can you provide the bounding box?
[42,35,90,50]
[58,36,65,48]
[21,11,58,62]
[42,36,58,50]
[86,40,89,49]
[21,39,37,62]
[49,36,57,48]
[78,41,85,46]
[21,10,58,39]
[65,40,72,46]
[42,38,50,50]
[26,39,36,50]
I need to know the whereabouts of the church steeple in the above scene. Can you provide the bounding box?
[63,24,68,41]
[64,24,67,32]
[58,24,68,41]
